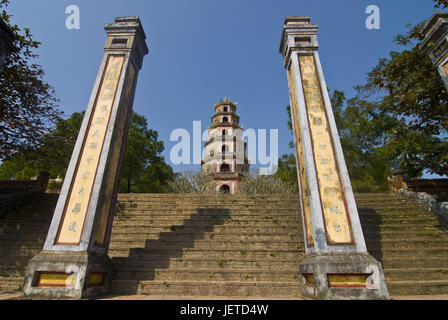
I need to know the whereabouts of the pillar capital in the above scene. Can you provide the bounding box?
[104,16,149,70]
[279,16,319,68]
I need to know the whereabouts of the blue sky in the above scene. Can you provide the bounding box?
[5,0,440,174]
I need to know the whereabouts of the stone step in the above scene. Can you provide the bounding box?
[110,248,304,262]
[111,213,438,223]
[385,268,448,282]
[110,257,300,270]
[112,217,300,225]
[382,257,448,269]
[114,204,420,212]
[0,276,24,291]
[110,279,301,298]
[365,240,448,249]
[112,268,301,282]
[109,225,300,234]
[368,248,448,257]
[387,280,448,296]
[108,241,303,251]
[109,232,302,242]
[108,248,303,261]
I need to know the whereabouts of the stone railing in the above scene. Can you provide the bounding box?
[405,179,448,195]
[0,172,50,217]
[397,188,448,222]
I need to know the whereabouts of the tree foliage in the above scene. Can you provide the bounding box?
[433,0,448,8]
[0,0,61,159]
[167,171,215,194]
[366,22,448,135]
[360,22,448,177]
[0,110,174,193]
[238,168,296,194]
[118,112,174,193]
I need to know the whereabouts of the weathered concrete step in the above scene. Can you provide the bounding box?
[112,268,301,282]
[0,224,50,232]
[0,248,41,257]
[109,225,446,237]
[361,224,448,231]
[382,257,448,269]
[0,267,27,277]
[110,225,299,234]
[110,258,301,270]
[364,232,448,240]
[387,280,448,296]
[109,232,301,242]
[385,268,448,282]
[117,194,301,200]
[359,216,440,223]
[369,248,448,257]
[108,248,303,260]
[109,248,304,262]
[113,215,302,222]
[0,216,52,222]
[0,240,46,246]
[365,240,448,249]
[111,220,300,228]
[116,201,301,206]
[0,276,24,292]
[108,240,302,251]
[110,279,301,297]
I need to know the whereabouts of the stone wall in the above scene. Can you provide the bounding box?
[0,172,50,218]
[397,188,448,222]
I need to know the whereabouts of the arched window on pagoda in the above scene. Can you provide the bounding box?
[220,163,230,172]
[220,185,230,194]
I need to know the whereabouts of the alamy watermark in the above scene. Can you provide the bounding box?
[365,5,380,30]
[66,5,80,30]
[169,121,279,175]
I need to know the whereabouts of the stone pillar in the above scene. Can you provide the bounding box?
[421,13,448,91]
[22,17,148,299]
[279,17,389,300]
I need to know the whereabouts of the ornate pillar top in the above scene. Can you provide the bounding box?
[279,16,319,68]
[104,16,149,70]
[420,12,448,65]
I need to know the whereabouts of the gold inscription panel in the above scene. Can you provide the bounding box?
[288,65,314,247]
[298,54,353,245]
[94,62,137,247]
[56,55,125,245]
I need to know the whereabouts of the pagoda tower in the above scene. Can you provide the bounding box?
[202,97,249,194]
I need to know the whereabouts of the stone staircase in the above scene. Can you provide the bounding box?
[109,194,303,298]
[0,193,448,297]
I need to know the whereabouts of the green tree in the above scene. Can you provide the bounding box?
[0,110,174,193]
[0,0,61,159]
[0,112,83,180]
[118,112,174,193]
[360,22,448,177]
[433,0,448,8]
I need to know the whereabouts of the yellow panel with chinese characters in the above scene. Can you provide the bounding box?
[298,54,353,245]
[56,55,125,245]
[288,65,314,247]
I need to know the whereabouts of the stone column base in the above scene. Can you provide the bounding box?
[22,252,112,299]
[299,253,389,300]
